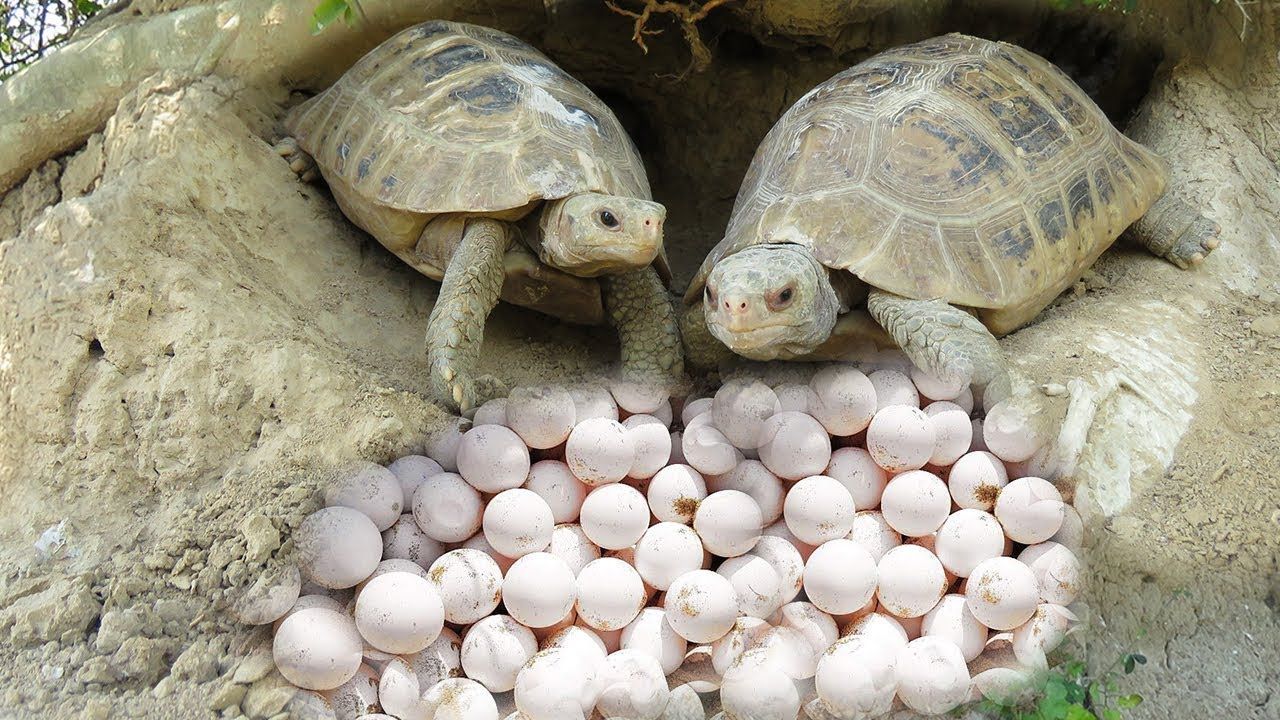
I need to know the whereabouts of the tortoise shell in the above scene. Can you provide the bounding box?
[686,33,1169,313]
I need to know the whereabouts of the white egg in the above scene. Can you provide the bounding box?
[935,509,1006,577]
[460,532,515,574]
[610,379,670,415]
[578,483,648,550]
[842,612,909,649]
[712,378,782,449]
[664,570,739,643]
[506,386,577,449]
[867,369,919,410]
[387,455,444,509]
[422,678,499,720]
[710,616,771,677]
[546,523,602,576]
[716,553,782,618]
[693,490,763,557]
[461,615,538,693]
[483,488,554,558]
[1051,504,1085,552]
[650,401,674,427]
[326,664,381,720]
[982,401,1041,462]
[751,535,806,605]
[514,648,596,720]
[775,602,838,661]
[757,411,832,481]
[748,626,819,679]
[427,549,503,624]
[565,417,635,486]
[825,447,888,511]
[645,464,707,524]
[543,625,609,668]
[323,462,406,532]
[773,383,816,414]
[457,424,531,493]
[910,366,966,401]
[395,629,463,702]
[923,401,974,466]
[708,460,785,525]
[845,510,902,563]
[570,385,619,422]
[720,656,800,720]
[802,538,877,615]
[879,470,950,537]
[531,607,578,643]
[424,418,467,473]
[808,365,877,436]
[815,633,898,719]
[1018,541,1082,605]
[633,522,703,591]
[376,658,425,720]
[783,475,856,545]
[623,414,673,479]
[621,608,688,676]
[760,520,816,561]
[296,506,383,590]
[472,398,509,427]
[382,513,449,570]
[575,557,646,631]
[894,636,970,715]
[503,552,578,628]
[354,571,444,654]
[273,608,364,691]
[953,386,975,413]
[273,593,343,633]
[594,650,670,720]
[681,419,742,476]
[947,451,1009,510]
[921,593,988,662]
[522,460,588,525]
[876,545,947,618]
[412,472,483,543]
[680,397,712,426]
[1012,603,1077,669]
[866,405,935,473]
[995,476,1065,544]
[966,557,1040,630]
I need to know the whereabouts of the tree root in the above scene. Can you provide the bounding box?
[604,0,733,75]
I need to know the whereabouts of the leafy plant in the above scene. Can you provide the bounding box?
[310,0,366,35]
[1,0,104,80]
[965,652,1146,720]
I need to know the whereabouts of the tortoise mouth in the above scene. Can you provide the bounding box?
[707,318,814,355]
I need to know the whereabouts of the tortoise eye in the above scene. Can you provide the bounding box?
[599,210,619,228]
[704,285,716,304]
[767,286,795,310]
[779,288,793,303]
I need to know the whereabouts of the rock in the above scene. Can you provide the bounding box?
[1251,315,1280,336]
[61,133,106,199]
[152,675,176,699]
[94,608,149,654]
[209,680,247,712]
[3,577,101,646]
[241,514,281,564]
[79,698,113,720]
[242,673,295,719]
[171,638,220,682]
[232,647,276,684]
[111,637,177,683]
[77,657,117,685]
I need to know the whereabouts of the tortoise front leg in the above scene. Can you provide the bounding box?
[273,137,319,183]
[602,267,685,391]
[426,217,512,413]
[1131,195,1221,269]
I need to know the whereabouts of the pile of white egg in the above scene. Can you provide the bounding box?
[244,361,1084,720]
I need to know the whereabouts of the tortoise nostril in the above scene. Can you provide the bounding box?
[739,302,747,310]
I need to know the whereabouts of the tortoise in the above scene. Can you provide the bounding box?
[682,33,1219,431]
[275,20,682,412]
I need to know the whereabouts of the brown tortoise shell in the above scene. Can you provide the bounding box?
[686,33,1169,315]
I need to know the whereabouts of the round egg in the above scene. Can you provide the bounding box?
[323,462,405,532]
[761,520,816,561]
[923,401,974,466]
[664,570,739,643]
[783,475,856,545]
[472,398,508,427]
[273,608,363,691]
[953,386,975,413]
[910,366,966,401]
[681,421,742,476]
[531,607,578,643]
[382,513,449,571]
[776,602,838,661]
[325,664,380,720]
[646,464,707,524]
[751,535,806,605]
[825,447,888,512]
[803,538,877,615]
[575,557,646,631]
[757,411,832,481]
[815,634,898,719]
[879,470,950,537]
[610,379,670,415]
[623,414,673,479]
[842,612,909,649]
[1051,504,1085,552]
[565,417,635,485]
[680,397,713,426]
[921,594,988,661]
[1011,603,1076,669]
[503,552,577,628]
[427,549,503,624]
[894,637,970,715]
[750,626,819,679]
[720,657,800,720]
[966,557,1040,630]
[272,593,342,633]
[387,455,444,508]
[876,545,947,618]
[354,572,443,654]
[935,508,1006,577]
[709,460,785,525]
[712,378,781,449]
[385,629,462,711]
[633,522,704,590]
[594,650,670,720]
[621,608,688,675]
[774,383,816,414]
[570,385,619,422]
[460,532,515,574]
[421,677,499,720]
[460,615,538,693]
[717,553,782,618]
[524,460,589,525]
[424,418,467,473]
[947,451,1009,510]
[710,616,772,676]
[483,488,554,558]
[412,472,483,543]
[809,365,877,436]
[514,648,596,720]
[544,625,609,668]
[457,424,531,493]
[296,506,382,589]
[375,658,422,720]
[867,369,919,410]
[983,401,1041,462]
[547,523,601,575]
[506,385,576,449]
[579,483,649,550]
[995,477,1066,544]
[1018,542,1082,605]
[866,405,935,473]
[352,556,430,599]
[693,490,764,557]
[846,510,902,562]
[230,563,300,626]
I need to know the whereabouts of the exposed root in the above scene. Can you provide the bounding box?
[604,0,733,74]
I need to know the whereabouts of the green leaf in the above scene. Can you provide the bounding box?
[1133,654,1147,665]
[1064,706,1095,720]
[310,0,350,35]
[1122,655,1135,674]
[75,0,103,16]
[1118,694,1144,708]
[1103,710,1123,720]
[1038,695,1072,720]
[1065,682,1087,704]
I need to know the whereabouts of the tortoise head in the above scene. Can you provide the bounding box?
[702,243,840,360]
[536,193,665,277]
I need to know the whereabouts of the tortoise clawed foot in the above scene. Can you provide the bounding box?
[1165,215,1221,270]
[273,137,318,182]
[429,357,506,415]
[474,375,508,406]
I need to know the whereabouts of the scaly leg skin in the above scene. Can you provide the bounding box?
[679,302,736,371]
[602,267,686,394]
[273,136,319,183]
[425,218,512,414]
[1132,194,1221,269]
